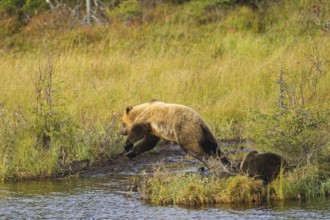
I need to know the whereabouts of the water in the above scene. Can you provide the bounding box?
[0,175,329,219]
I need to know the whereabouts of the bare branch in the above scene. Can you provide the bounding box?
[45,0,55,9]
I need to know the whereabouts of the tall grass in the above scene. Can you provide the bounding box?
[0,48,125,180]
[0,0,329,180]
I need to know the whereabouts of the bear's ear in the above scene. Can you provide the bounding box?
[126,105,133,114]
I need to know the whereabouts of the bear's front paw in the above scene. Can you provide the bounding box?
[125,150,138,158]
[124,142,134,152]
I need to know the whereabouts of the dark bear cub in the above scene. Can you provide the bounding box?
[240,151,288,184]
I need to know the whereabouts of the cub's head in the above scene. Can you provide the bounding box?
[244,151,259,160]
[240,150,259,170]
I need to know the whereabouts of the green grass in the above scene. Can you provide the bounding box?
[0,0,329,181]
[140,165,330,206]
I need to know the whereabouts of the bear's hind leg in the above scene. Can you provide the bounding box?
[179,142,208,166]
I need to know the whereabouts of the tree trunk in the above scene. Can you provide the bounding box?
[86,0,91,25]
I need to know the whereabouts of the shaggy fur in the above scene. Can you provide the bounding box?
[240,151,288,184]
[121,99,225,164]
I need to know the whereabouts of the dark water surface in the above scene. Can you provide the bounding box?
[0,175,329,219]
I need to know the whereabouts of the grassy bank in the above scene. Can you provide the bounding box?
[140,165,330,206]
[0,0,329,184]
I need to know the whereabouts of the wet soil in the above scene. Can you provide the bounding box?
[79,144,203,178]
[55,139,248,179]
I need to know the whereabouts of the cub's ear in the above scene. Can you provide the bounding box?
[126,105,133,114]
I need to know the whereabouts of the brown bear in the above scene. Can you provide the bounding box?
[120,99,230,167]
[240,151,288,183]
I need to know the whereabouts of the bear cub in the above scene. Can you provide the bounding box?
[240,151,288,183]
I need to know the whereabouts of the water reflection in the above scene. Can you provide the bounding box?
[0,176,329,219]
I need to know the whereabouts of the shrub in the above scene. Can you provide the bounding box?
[108,0,143,22]
[184,0,235,23]
[0,0,47,16]
[248,44,330,170]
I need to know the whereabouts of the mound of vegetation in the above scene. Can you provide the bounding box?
[140,165,330,206]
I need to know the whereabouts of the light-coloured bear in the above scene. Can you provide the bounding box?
[121,99,229,166]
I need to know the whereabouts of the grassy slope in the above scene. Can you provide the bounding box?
[0,1,329,180]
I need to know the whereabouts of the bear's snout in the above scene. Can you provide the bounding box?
[120,123,129,136]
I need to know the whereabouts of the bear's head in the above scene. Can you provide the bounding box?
[121,99,160,136]
[121,105,135,136]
